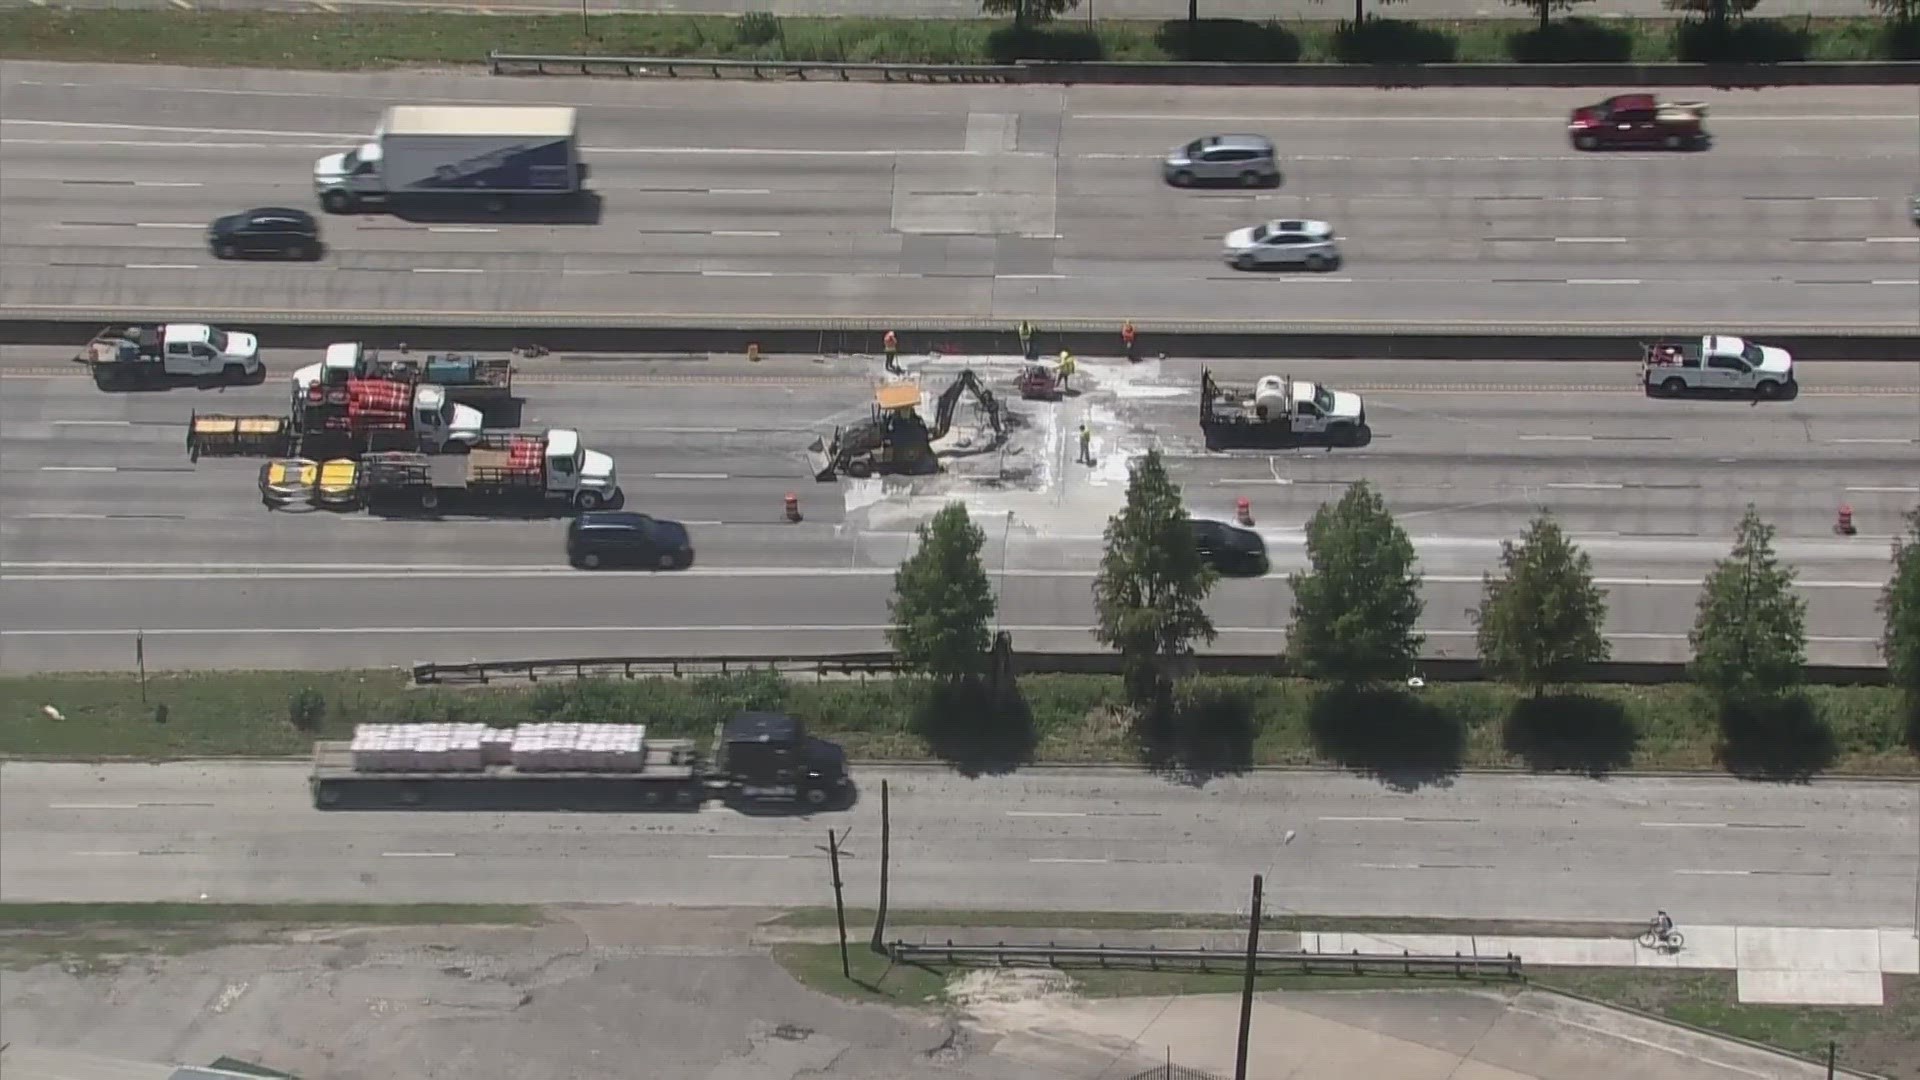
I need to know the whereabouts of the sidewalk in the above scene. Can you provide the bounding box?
[758,922,1920,1005]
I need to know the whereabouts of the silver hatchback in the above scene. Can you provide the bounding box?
[1222,219,1341,272]
[1164,134,1281,188]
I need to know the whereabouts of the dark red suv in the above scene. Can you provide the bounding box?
[1568,94,1709,151]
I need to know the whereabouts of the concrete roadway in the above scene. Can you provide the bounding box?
[2,761,1916,930]
[2,349,1913,670]
[2,61,1915,329]
[0,0,1880,24]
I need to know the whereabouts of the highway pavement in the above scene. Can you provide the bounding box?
[2,761,1915,929]
[0,0,1879,23]
[2,349,1913,671]
[1,61,1915,329]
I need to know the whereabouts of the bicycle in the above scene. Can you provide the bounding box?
[1637,926,1685,952]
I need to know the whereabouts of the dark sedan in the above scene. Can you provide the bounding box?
[566,511,694,570]
[1192,519,1268,576]
[208,207,322,261]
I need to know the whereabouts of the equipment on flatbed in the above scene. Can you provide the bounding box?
[351,428,620,511]
[189,413,293,459]
[187,379,483,463]
[293,342,513,406]
[309,713,850,811]
[805,370,1006,481]
[1199,368,1366,450]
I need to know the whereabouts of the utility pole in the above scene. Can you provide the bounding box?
[1234,873,1264,1080]
[825,828,851,980]
[869,779,891,954]
[1826,1039,1836,1079]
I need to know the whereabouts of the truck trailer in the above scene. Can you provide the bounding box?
[314,105,586,214]
[74,324,263,389]
[309,714,852,811]
[293,342,514,408]
[354,428,619,511]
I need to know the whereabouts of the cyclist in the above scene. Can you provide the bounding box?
[1652,910,1675,944]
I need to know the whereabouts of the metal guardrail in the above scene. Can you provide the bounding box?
[412,652,901,685]
[488,52,1022,83]
[887,941,1524,978]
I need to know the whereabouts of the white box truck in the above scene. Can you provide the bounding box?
[314,105,586,214]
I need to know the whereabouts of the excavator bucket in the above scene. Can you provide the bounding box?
[805,431,839,481]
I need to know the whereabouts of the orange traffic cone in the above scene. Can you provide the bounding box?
[1236,497,1253,526]
[1835,504,1856,536]
[785,493,802,523]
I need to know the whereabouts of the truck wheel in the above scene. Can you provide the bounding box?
[1170,170,1193,187]
[657,553,676,570]
[1305,254,1331,272]
[216,242,239,260]
[1328,423,1353,446]
[1755,380,1782,399]
[419,490,440,511]
[844,459,873,479]
[1233,254,1257,271]
[1240,170,1262,187]
[803,786,829,807]
[315,785,341,807]
[580,553,601,569]
[1661,377,1686,396]
[223,363,247,382]
[1575,135,1598,151]
[576,491,603,511]
[320,190,354,214]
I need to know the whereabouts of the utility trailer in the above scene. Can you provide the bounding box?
[74,324,263,390]
[309,713,851,812]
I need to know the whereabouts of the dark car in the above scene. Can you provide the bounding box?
[1192,519,1267,576]
[1566,94,1708,151]
[208,207,322,261]
[566,511,693,570]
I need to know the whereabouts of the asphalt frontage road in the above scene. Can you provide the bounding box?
[3,761,1915,931]
[3,350,1914,671]
[0,0,1882,24]
[2,62,1915,330]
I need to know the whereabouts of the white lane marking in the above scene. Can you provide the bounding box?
[1872,279,1920,286]
[125,263,198,270]
[1519,434,1592,441]
[1566,278,1641,285]
[381,851,457,858]
[1007,811,1087,818]
[25,513,108,520]
[1675,869,1751,876]
[50,803,140,810]
[708,854,789,861]
[652,472,729,480]
[1832,438,1917,445]
[1320,816,1404,822]
[72,850,140,857]
[1643,821,1728,829]
[135,222,202,229]
[1547,482,1625,490]
[702,270,774,277]
[997,273,1067,280]
[1815,196,1878,202]
[52,420,132,426]
[411,267,484,274]
[136,181,202,187]
[1847,486,1920,493]
[1358,863,1420,870]
[427,226,498,234]
[39,465,116,473]
[1030,857,1108,864]
[1866,236,1920,243]
[1554,237,1628,244]
[711,230,780,237]
[708,188,771,195]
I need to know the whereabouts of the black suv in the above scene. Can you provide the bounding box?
[567,511,694,570]
[208,207,322,261]
[1192,519,1268,576]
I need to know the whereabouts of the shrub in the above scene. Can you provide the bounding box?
[288,686,327,732]
[734,11,780,46]
[985,25,1104,62]
[1674,17,1811,62]
[1154,18,1301,62]
[1330,17,1459,64]
[1507,18,1636,62]
[1886,18,1920,59]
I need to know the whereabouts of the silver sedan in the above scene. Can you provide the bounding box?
[1222,219,1342,272]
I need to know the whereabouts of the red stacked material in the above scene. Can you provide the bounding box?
[507,436,544,472]
[346,377,411,432]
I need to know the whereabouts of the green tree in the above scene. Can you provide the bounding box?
[1092,449,1217,711]
[1689,505,1807,697]
[1287,481,1425,686]
[1474,513,1611,693]
[1880,506,1920,696]
[888,502,996,683]
[1314,0,1410,27]
[1663,0,1763,24]
[980,0,1080,27]
[1505,0,1596,32]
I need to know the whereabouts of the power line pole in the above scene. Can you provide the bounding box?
[824,828,852,979]
[1234,873,1264,1080]
[869,779,891,954]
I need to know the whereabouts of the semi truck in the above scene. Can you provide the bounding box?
[73,324,263,389]
[1642,335,1795,398]
[1200,368,1367,450]
[354,428,620,511]
[314,105,587,214]
[309,714,852,811]
[186,380,484,461]
[293,342,514,408]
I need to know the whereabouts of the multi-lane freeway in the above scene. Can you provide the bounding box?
[3,349,1914,670]
[2,761,1915,929]
[2,62,1915,329]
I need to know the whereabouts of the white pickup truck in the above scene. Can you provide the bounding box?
[74,324,263,388]
[1201,369,1368,449]
[1642,336,1795,398]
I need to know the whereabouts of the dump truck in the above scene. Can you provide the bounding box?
[309,713,851,811]
[186,380,484,462]
[293,342,514,407]
[807,370,1006,480]
[352,428,619,511]
[1642,335,1795,398]
[73,324,263,389]
[314,105,587,214]
[1200,368,1367,450]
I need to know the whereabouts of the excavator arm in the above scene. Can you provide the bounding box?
[929,369,1005,442]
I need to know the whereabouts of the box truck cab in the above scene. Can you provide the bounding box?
[315,105,585,214]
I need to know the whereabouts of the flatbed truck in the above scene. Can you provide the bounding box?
[294,342,514,408]
[309,712,851,812]
[75,324,264,390]
[1200,368,1367,450]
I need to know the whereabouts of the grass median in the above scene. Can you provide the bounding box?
[0,11,1906,70]
[2,669,1912,777]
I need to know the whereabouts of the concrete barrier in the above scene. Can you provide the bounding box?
[3,317,1915,361]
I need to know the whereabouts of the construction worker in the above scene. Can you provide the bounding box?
[1018,319,1036,360]
[1078,423,1093,466]
[1057,349,1076,393]
[882,329,900,375]
[1121,320,1137,362]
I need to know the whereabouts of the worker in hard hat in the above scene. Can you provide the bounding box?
[1018,320,1036,360]
[1078,423,1093,466]
[883,329,901,375]
[1057,349,1076,393]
